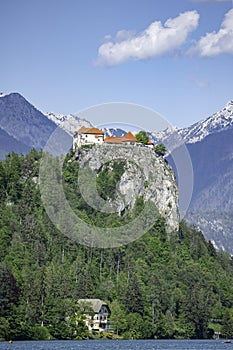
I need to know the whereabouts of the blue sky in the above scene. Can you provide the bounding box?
[1,0,233,130]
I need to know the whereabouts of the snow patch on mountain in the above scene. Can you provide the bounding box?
[152,100,233,146]
[103,128,127,138]
[45,112,92,135]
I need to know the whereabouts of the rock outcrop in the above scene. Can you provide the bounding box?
[77,144,179,233]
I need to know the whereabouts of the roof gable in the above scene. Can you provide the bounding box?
[75,127,104,135]
[122,131,137,142]
[86,128,104,135]
[104,136,123,144]
[78,298,109,313]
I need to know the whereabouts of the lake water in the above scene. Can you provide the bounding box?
[0,340,232,350]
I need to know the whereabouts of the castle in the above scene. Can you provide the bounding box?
[73,126,154,149]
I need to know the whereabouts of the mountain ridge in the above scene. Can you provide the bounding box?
[0,92,56,150]
[153,100,233,145]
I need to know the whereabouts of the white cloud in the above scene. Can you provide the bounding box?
[188,9,233,56]
[95,11,200,66]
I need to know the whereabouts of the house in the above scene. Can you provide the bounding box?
[78,298,111,332]
[73,127,104,149]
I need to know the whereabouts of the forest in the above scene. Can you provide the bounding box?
[1,149,233,341]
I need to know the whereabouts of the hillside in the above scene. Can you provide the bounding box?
[0,127,30,159]
[186,127,233,212]
[1,149,233,341]
[0,93,56,153]
[0,93,92,159]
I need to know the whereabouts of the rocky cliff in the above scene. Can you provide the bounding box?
[76,144,179,233]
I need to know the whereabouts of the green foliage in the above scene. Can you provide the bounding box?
[96,160,126,200]
[135,131,149,145]
[0,151,233,340]
[32,326,50,340]
[221,310,233,338]
[144,180,149,188]
[155,143,166,157]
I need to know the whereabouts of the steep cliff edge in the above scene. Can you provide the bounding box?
[76,144,179,233]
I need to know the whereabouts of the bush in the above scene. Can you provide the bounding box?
[32,326,51,340]
[155,143,166,157]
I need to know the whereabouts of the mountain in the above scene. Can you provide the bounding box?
[153,100,233,145]
[103,127,127,138]
[0,93,91,159]
[0,127,30,159]
[0,93,57,153]
[153,101,233,254]
[185,211,233,253]
[184,126,233,254]
[45,112,92,135]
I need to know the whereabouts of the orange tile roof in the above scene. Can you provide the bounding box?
[76,127,104,135]
[86,127,104,135]
[75,126,90,135]
[104,136,123,144]
[147,140,154,145]
[122,132,137,142]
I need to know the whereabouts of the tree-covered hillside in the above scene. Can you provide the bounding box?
[1,150,233,341]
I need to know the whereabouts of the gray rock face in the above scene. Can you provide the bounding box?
[77,144,179,233]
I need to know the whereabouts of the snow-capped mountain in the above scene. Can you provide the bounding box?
[182,100,233,143]
[153,100,233,146]
[103,127,127,138]
[45,112,92,135]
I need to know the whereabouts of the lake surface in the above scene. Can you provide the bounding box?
[0,340,232,350]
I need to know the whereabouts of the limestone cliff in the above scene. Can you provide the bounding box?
[76,144,179,233]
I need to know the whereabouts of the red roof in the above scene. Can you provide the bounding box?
[76,127,104,135]
[86,127,104,135]
[122,132,137,142]
[104,136,123,144]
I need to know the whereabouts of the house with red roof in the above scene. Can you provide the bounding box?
[73,126,105,149]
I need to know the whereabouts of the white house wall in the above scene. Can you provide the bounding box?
[73,133,104,149]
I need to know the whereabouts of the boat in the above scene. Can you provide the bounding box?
[224,339,231,343]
